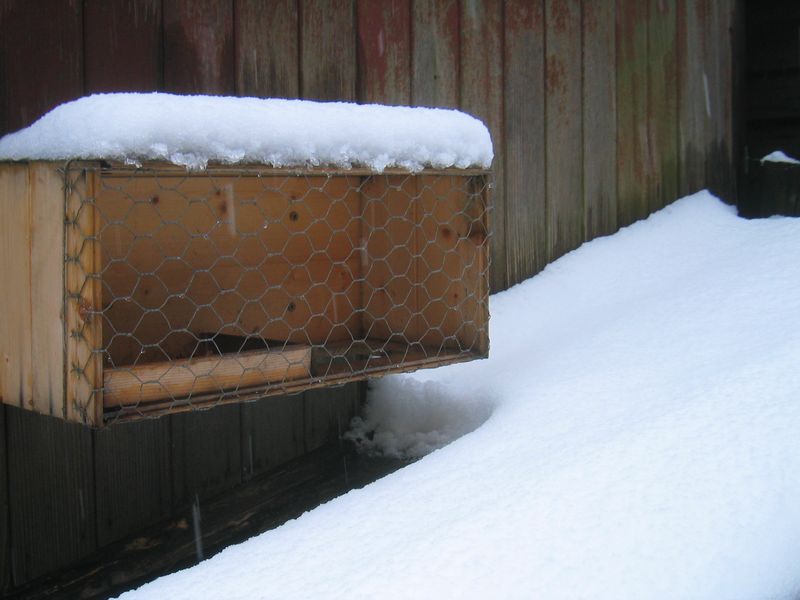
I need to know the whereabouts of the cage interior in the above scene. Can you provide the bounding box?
[83,166,489,417]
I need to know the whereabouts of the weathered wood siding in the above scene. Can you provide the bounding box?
[0,0,740,589]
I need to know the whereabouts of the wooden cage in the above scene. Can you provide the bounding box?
[0,161,490,426]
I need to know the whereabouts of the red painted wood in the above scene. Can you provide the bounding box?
[616,0,650,226]
[300,0,356,101]
[504,0,547,284]
[163,0,234,94]
[235,0,299,98]
[0,0,83,135]
[460,0,505,292]
[84,0,162,93]
[545,0,583,261]
[357,0,411,105]
[412,0,460,108]
[583,1,618,238]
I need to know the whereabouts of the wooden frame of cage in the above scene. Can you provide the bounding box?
[0,161,490,426]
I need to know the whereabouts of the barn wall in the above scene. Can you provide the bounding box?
[0,0,740,588]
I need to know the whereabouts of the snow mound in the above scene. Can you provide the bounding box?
[345,378,494,458]
[761,150,800,165]
[117,191,800,600]
[0,93,493,171]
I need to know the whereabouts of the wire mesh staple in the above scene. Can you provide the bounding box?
[63,163,491,422]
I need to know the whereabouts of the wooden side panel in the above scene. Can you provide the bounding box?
[29,163,66,417]
[677,0,707,195]
[0,164,32,412]
[84,0,162,93]
[460,0,505,293]
[240,393,304,480]
[545,0,583,261]
[6,407,95,585]
[504,0,546,284]
[234,0,299,98]
[163,0,234,94]
[65,167,102,425]
[412,0,460,108]
[648,0,679,212]
[0,0,83,135]
[357,0,412,105]
[170,403,242,503]
[300,0,356,101]
[94,419,172,546]
[616,0,650,226]
[583,1,618,239]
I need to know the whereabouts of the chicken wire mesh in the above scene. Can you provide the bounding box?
[63,162,490,422]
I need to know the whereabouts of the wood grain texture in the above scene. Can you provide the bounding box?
[0,0,83,135]
[616,0,650,226]
[0,407,8,591]
[94,419,172,547]
[104,347,312,408]
[504,0,546,285]
[357,0,412,104]
[240,393,304,480]
[412,0,460,108]
[65,167,102,425]
[170,403,242,504]
[235,0,299,98]
[460,0,505,293]
[6,407,95,585]
[0,164,32,411]
[84,0,162,93]
[545,0,583,262]
[304,385,359,454]
[29,163,66,417]
[648,0,679,212]
[163,0,234,94]
[300,0,356,101]
[677,0,708,195]
[583,1,618,239]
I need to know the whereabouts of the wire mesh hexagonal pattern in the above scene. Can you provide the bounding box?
[63,162,490,422]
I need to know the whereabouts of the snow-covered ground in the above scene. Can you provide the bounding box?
[118,192,800,600]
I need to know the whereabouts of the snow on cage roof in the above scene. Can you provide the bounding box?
[0,93,494,172]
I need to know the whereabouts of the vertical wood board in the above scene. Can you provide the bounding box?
[170,403,242,504]
[616,0,650,226]
[647,0,679,212]
[234,0,300,98]
[545,0,584,262]
[0,0,83,135]
[163,0,235,94]
[504,0,547,284]
[357,0,412,105]
[583,1,618,239]
[94,419,172,547]
[84,0,163,93]
[0,164,32,411]
[29,163,66,417]
[300,0,357,101]
[6,407,95,585]
[412,0,460,108]
[240,393,304,480]
[460,0,505,293]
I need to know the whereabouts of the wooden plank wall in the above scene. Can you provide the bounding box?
[0,0,739,589]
